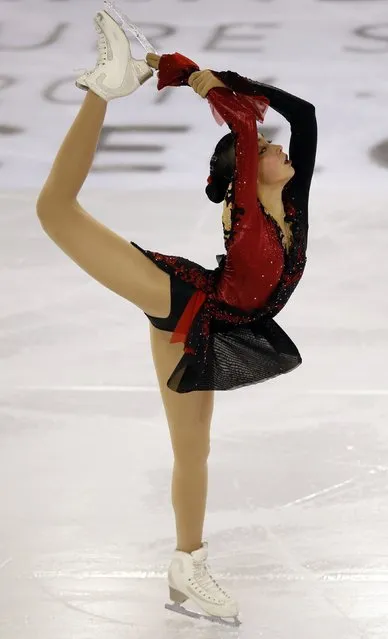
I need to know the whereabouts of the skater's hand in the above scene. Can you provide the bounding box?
[188,70,227,98]
[146,53,161,69]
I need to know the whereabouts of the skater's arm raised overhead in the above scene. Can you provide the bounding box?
[212,71,318,211]
[156,54,270,244]
[155,53,317,223]
[201,85,276,307]
[204,87,269,241]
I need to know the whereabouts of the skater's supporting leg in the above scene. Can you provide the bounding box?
[149,324,214,554]
[172,460,209,554]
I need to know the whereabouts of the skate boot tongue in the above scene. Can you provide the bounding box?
[190,541,208,561]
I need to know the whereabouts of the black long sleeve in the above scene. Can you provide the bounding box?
[212,71,318,225]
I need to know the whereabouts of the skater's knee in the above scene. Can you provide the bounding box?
[170,428,211,466]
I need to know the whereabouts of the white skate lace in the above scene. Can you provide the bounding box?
[73,18,107,81]
[193,560,231,601]
[94,19,108,67]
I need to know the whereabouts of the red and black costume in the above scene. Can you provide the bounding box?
[131,53,318,393]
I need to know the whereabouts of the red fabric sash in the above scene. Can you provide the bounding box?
[170,290,207,346]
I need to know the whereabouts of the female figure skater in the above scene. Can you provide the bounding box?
[36,7,317,628]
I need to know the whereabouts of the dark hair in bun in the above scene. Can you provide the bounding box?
[205,132,236,204]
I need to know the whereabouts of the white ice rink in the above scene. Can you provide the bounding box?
[1,0,388,637]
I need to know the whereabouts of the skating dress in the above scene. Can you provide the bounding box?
[131,53,318,393]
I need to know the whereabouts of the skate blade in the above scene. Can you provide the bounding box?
[165,602,242,627]
[103,0,159,54]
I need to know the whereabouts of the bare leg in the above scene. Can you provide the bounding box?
[149,324,214,554]
[172,460,209,553]
[39,91,107,202]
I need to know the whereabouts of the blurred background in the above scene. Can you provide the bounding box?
[1,0,388,637]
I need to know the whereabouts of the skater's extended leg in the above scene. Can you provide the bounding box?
[149,324,214,554]
[36,90,172,318]
[36,11,172,318]
[38,90,107,202]
[38,7,153,202]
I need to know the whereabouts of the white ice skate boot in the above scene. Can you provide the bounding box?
[75,9,153,101]
[165,541,241,627]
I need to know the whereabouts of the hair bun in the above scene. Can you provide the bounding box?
[205,131,236,204]
[205,176,230,204]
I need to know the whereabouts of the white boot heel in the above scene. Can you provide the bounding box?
[130,58,153,86]
[169,587,188,604]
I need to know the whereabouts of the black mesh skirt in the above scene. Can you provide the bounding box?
[131,241,302,393]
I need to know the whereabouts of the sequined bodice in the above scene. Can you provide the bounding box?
[262,207,294,255]
[223,189,294,256]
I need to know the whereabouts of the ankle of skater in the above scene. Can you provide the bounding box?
[176,541,203,554]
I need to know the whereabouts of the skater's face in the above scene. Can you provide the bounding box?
[256,133,295,186]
